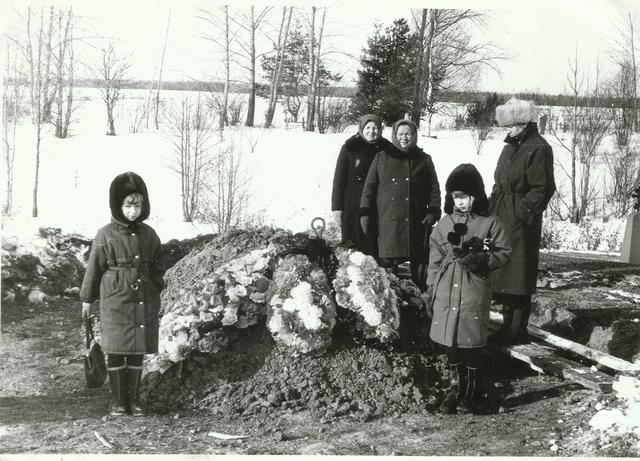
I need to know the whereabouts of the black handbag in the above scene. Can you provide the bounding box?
[83,317,107,388]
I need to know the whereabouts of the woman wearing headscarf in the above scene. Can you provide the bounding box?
[489,98,556,344]
[332,114,390,256]
[359,119,441,287]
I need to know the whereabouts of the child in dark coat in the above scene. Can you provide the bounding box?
[426,164,511,414]
[80,172,166,416]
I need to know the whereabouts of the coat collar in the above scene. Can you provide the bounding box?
[384,142,423,160]
[504,122,538,146]
[111,216,139,233]
[344,134,389,151]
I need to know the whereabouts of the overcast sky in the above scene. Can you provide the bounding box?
[2,0,640,95]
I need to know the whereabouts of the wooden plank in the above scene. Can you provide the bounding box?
[489,311,640,377]
[488,341,614,393]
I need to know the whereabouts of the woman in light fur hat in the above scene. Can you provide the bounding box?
[488,98,556,344]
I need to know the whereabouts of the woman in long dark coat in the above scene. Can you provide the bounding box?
[331,114,389,256]
[488,98,556,344]
[359,119,441,286]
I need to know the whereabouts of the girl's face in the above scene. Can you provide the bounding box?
[396,124,413,148]
[122,194,143,222]
[362,121,380,142]
[453,191,474,213]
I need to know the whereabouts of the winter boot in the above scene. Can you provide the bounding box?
[488,304,514,344]
[511,305,531,344]
[439,362,466,414]
[127,366,145,416]
[461,367,496,414]
[107,366,128,416]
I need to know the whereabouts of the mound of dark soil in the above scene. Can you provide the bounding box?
[142,323,447,420]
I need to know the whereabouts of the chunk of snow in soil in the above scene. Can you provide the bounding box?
[589,376,640,439]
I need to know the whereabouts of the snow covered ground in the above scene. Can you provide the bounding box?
[0,88,626,251]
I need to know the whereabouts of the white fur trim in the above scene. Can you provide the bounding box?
[495,97,537,126]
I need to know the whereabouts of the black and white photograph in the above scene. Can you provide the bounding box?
[1,0,640,456]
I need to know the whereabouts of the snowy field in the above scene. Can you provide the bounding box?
[0,88,622,248]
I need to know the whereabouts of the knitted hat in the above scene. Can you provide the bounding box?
[357,114,383,142]
[109,171,151,224]
[444,163,489,214]
[495,97,537,126]
[391,119,418,152]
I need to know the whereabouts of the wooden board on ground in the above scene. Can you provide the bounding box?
[489,311,640,377]
[488,341,614,393]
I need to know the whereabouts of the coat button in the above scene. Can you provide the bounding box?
[405,197,408,201]
[131,233,135,236]
[140,325,144,328]
[405,177,409,181]
[139,301,143,305]
[454,284,458,288]
[135,255,139,259]
[404,217,408,221]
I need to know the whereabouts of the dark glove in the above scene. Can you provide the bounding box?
[422,213,438,228]
[459,251,490,276]
[360,216,370,234]
[425,285,434,318]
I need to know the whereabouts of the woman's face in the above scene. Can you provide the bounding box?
[396,124,413,148]
[508,124,526,137]
[362,121,380,142]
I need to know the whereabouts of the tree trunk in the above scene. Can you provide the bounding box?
[219,6,230,133]
[312,9,326,133]
[629,14,638,133]
[155,9,171,130]
[62,29,73,138]
[265,7,292,128]
[423,10,436,137]
[107,100,116,135]
[245,6,256,127]
[410,9,427,126]
[305,7,316,132]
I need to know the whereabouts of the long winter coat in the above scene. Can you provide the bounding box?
[360,144,441,259]
[428,212,511,348]
[332,134,390,255]
[489,124,556,296]
[80,172,166,355]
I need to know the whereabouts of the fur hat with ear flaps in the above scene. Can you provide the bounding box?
[444,163,489,214]
[109,171,151,224]
[495,97,537,126]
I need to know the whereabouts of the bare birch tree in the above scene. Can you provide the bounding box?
[23,6,54,217]
[153,8,171,130]
[2,44,24,215]
[198,6,233,133]
[229,6,272,127]
[612,13,639,132]
[51,7,75,138]
[96,42,130,136]
[410,9,506,133]
[166,94,216,222]
[264,6,292,128]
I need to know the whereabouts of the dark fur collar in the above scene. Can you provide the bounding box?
[383,142,425,160]
[344,134,390,151]
[504,122,538,146]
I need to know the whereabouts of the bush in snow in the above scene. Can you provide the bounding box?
[541,218,626,252]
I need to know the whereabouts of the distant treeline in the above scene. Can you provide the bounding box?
[6,78,637,108]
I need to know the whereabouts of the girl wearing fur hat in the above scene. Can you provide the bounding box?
[489,98,556,344]
[427,163,511,414]
[359,119,441,287]
[80,172,166,416]
[332,114,390,256]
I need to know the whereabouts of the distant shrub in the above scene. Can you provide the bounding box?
[541,218,626,252]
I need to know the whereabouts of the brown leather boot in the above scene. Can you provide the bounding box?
[108,367,128,416]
